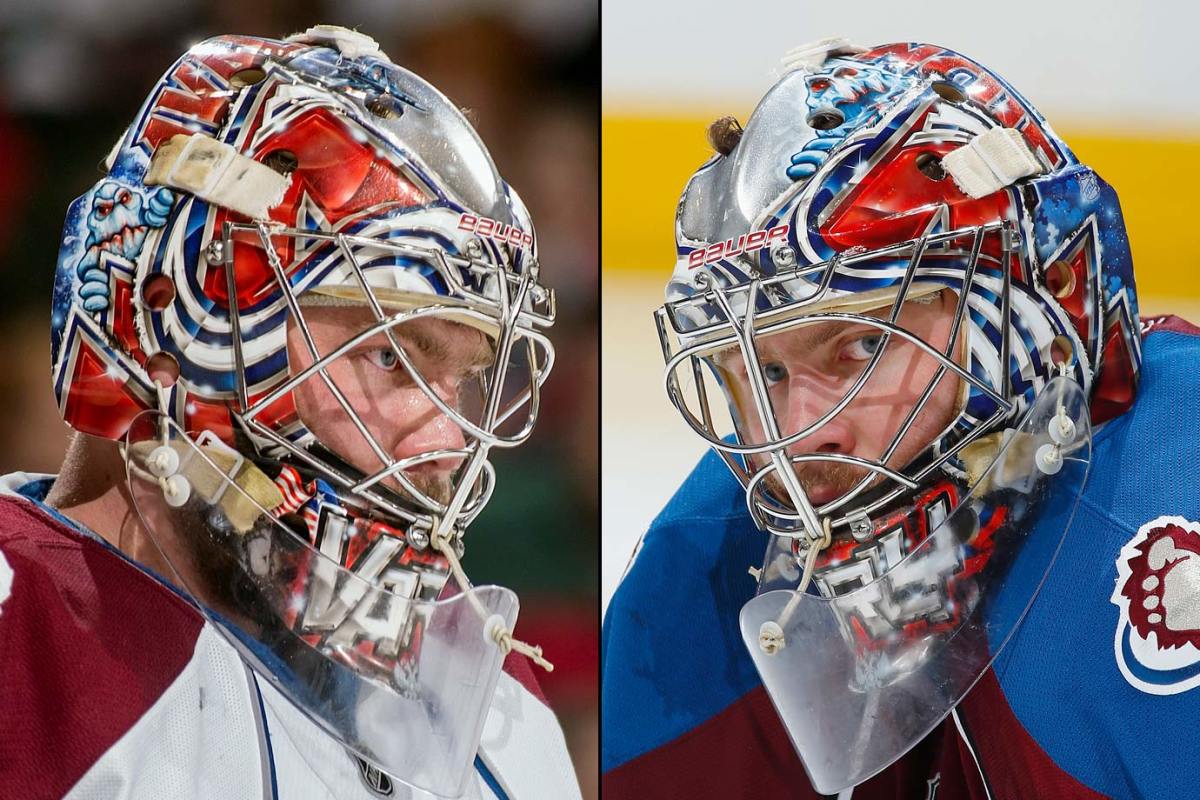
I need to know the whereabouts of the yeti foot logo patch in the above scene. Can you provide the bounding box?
[1112,516,1200,694]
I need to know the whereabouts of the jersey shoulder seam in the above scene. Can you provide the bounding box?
[0,494,201,620]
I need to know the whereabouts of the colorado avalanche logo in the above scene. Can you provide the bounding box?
[1112,516,1200,694]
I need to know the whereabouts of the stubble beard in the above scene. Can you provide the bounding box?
[762,458,871,508]
[396,471,455,507]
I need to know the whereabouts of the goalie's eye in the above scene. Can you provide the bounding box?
[843,333,884,361]
[763,362,789,385]
[366,348,401,372]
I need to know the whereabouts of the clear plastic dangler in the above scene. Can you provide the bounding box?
[739,375,1092,794]
[125,409,516,798]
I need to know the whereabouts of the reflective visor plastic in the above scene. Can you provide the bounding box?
[125,410,515,798]
[738,375,1091,793]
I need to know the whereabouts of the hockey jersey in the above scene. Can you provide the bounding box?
[602,317,1200,800]
[0,475,581,800]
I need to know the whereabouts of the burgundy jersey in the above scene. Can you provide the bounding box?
[0,474,580,799]
[604,319,1200,799]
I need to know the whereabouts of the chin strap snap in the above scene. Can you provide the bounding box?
[430,526,555,673]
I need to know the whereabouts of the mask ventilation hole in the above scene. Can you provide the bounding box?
[707,116,744,156]
[230,67,267,88]
[1049,335,1075,369]
[145,352,180,387]
[262,150,299,175]
[367,94,403,119]
[141,274,176,310]
[916,152,947,181]
[1045,260,1077,299]
[931,80,968,104]
[807,108,845,131]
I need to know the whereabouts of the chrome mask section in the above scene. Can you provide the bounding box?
[677,63,924,250]
[280,54,515,225]
[657,222,1017,542]
[221,220,555,538]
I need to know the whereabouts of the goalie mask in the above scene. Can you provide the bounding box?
[50,27,553,798]
[656,39,1141,792]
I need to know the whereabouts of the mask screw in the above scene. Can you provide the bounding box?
[1049,413,1076,445]
[849,513,873,542]
[771,245,796,268]
[758,620,786,654]
[204,240,226,265]
[1001,227,1023,251]
[1035,443,1064,475]
[482,614,508,646]
[408,526,430,550]
[530,285,548,304]
[366,94,402,120]
[147,445,180,478]
[162,474,192,507]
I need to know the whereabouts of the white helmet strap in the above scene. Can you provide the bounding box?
[942,127,1046,199]
[146,133,291,220]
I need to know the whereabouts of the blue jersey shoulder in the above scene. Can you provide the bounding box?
[603,324,1200,787]
[1084,325,1200,532]
[990,326,1200,800]
[602,449,767,773]
[648,447,745,528]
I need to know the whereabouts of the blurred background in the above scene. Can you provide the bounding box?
[0,1,597,796]
[601,0,1200,614]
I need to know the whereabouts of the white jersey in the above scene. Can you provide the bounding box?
[0,473,580,799]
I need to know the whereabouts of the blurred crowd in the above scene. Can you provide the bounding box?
[0,0,598,796]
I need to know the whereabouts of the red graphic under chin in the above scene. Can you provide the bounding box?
[1120,522,1200,649]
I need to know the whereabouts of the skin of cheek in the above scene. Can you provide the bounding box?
[723,291,964,499]
[839,303,958,468]
[853,344,960,471]
[283,313,465,504]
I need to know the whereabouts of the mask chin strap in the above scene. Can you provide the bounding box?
[426,270,555,673]
[429,474,555,672]
[132,379,286,528]
[758,516,832,655]
[704,278,839,656]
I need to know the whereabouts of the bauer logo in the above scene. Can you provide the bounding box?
[1112,516,1200,695]
[687,223,790,269]
[457,212,534,250]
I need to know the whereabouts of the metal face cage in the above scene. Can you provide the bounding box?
[217,219,556,540]
[656,221,1023,544]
